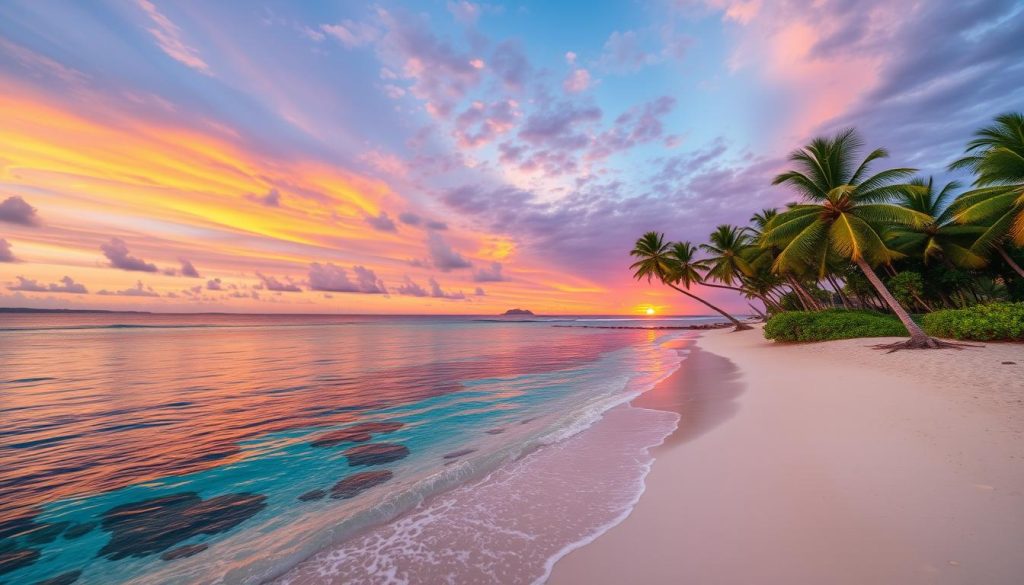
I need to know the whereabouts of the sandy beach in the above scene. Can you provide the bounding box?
[549,327,1024,585]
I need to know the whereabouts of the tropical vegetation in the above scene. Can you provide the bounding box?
[763,309,905,342]
[921,302,1024,341]
[631,112,1024,348]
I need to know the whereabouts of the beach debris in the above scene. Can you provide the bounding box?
[442,448,476,460]
[98,492,266,560]
[62,522,96,540]
[310,421,405,448]
[330,470,394,499]
[343,443,410,466]
[297,489,326,502]
[1001,361,1016,365]
[160,543,208,561]
[0,545,41,576]
[34,569,82,584]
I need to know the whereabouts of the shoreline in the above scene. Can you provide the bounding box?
[549,327,1024,584]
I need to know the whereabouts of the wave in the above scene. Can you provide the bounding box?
[258,336,687,585]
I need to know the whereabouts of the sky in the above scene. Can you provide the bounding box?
[1,0,1022,315]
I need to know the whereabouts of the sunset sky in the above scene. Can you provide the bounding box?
[1,0,1022,314]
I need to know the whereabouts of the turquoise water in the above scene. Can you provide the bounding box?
[0,314,711,584]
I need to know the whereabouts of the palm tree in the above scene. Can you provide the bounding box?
[700,225,781,312]
[887,177,987,268]
[761,128,952,349]
[949,112,1024,277]
[630,232,751,330]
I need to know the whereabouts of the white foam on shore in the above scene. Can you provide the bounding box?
[273,337,687,585]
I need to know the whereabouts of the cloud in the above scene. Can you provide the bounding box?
[427,232,472,271]
[588,96,677,160]
[206,278,222,290]
[399,212,447,230]
[599,30,659,72]
[98,280,159,297]
[563,68,591,93]
[257,273,302,292]
[135,0,211,74]
[0,239,14,262]
[101,238,158,272]
[364,211,397,232]
[519,101,602,150]
[447,1,482,24]
[425,220,448,231]
[453,100,519,148]
[8,275,88,294]
[307,262,386,293]
[394,275,429,297]
[491,40,530,90]
[475,286,485,296]
[179,258,200,278]
[428,277,466,300]
[374,8,485,118]
[0,196,40,226]
[245,188,281,207]
[398,211,422,226]
[322,20,381,48]
[473,262,504,282]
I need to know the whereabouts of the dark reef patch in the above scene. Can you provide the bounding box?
[343,443,409,466]
[297,489,326,502]
[25,522,69,545]
[98,492,266,560]
[160,543,208,561]
[485,428,505,435]
[62,522,96,540]
[0,545,40,576]
[330,471,393,499]
[310,421,405,448]
[33,570,82,585]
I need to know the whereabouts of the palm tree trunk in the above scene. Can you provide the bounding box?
[748,303,767,320]
[665,283,752,331]
[995,245,1024,278]
[699,281,781,316]
[825,274,849,309]
[786,275,819,310]
[854,258,930,342]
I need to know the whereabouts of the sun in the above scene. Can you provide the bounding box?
[645,307,656,316]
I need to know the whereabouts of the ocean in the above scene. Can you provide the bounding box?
[0,313,714,584]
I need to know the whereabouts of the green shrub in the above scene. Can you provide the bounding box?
[764,309,907,342]
[922,302,1024,341]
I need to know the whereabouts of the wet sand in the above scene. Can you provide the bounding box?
[549,327,1024,585]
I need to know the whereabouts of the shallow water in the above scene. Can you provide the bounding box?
[0,313,700,584]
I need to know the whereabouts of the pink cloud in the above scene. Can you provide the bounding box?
[563,68,591,93]
[135,0,211,75]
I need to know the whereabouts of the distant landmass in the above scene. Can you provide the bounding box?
[502,309,534,316]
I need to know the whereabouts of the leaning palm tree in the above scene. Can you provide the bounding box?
[762,128,955,349]
[700,225,781,312]
[887,177,987,268]
[948,112,1024,277]
[630,232,751,330]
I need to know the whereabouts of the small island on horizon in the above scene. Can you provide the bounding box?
[501,308,535,316]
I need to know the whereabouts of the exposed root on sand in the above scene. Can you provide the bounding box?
[871,337,980,353]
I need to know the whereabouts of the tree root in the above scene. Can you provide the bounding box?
[732,323,754,331]
[871,337,980,353]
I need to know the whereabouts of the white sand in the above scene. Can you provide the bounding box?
[548,328,1024,585]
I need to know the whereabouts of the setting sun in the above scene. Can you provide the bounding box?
[645,307,656,315]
